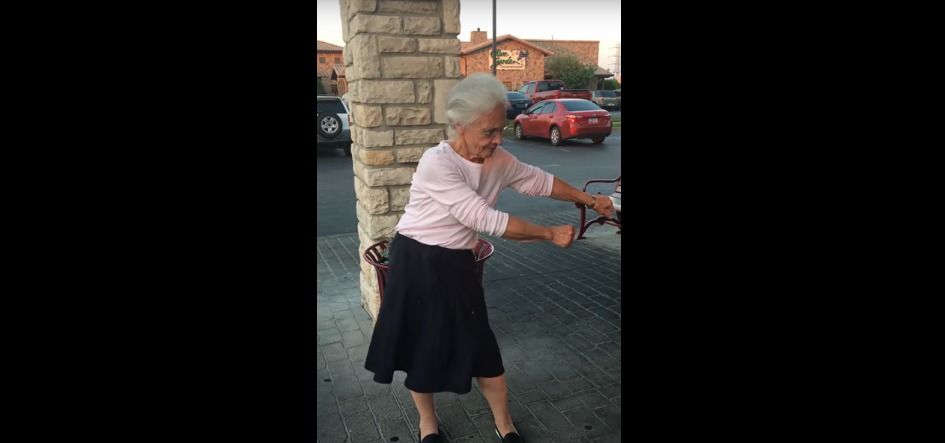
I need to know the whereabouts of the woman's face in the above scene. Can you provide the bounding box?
[456,104,507,161]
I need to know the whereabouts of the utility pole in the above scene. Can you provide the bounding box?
[611,42,621,81]
[492,0,497,76]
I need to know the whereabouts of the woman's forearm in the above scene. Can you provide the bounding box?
[502,215,553,241]
[550,177,595,207]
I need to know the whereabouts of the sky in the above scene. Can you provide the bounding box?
[316,0,622,74]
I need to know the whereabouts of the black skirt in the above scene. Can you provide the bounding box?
[364,233,505,394]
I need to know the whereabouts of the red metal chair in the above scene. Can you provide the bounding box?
[575,174,621,240]
[364,238,495,304]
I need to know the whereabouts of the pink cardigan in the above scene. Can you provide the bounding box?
[395,141,554,250]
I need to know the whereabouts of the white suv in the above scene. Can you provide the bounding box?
[317,95,352,156]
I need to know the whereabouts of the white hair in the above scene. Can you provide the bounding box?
[445,74,508,137]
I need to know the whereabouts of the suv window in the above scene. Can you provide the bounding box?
[537,82,549,92]
[599,90,616,97]
[526,83,535,93]
[546,81,565,91]
[317,99,347,114]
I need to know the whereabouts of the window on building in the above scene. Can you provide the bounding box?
[335,57,341,63]
[319,57,326,63]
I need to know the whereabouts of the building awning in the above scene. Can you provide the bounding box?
[331,64,345,79]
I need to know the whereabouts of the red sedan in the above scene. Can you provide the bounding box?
[512,99,612,146]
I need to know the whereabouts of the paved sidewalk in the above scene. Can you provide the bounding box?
[317,209,622,443]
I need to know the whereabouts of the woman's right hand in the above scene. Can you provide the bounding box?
[549,225,575,248]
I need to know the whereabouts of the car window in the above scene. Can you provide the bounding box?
[317,99,347,114]
[560,100,603,111]
[508,92,527,100]
[527,102,547,114]
[546,81,565,91]
[544,103,557,113]
[526,83,535,93]
[537,82,549,92]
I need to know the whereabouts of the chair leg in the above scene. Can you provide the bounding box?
[577,207,589,240]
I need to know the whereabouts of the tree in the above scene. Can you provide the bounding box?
[545,55,596,90]
[603,79,620,90]
[317,79,326,94]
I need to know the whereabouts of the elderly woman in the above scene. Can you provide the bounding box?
[364,74,615,443]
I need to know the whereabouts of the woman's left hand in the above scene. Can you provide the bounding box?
[593,196,615,219]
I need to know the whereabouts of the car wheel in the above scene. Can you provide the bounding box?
[591,137,605,145]
[343,144,352,156]
[550,126,562,146]
[317,112,342,139]
[514,123,525,140]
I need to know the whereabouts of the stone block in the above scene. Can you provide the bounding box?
[389,186,411,211]
[350,15,402,36]
[378,0,437,13]
[417,38,461,54]
[382,56,443,78]
[395,128,443,145]
[360,271,380,322]
[433,79,460,123]
[357,202,402,239]
[359,148,395,166]
[445,56,461,78]
[352,104,382,127]
[354,175,389,214]
[378,36,417,53]
[361,165,417,187]
[385,106,431,126]
[417,80,432,103]
[350,0,376,15]
[442,0,461,34]
[359,80,415,103]
[359,129,395,148]
[403,17,441,35]
[348,34,379,79]
[395,146,430,163]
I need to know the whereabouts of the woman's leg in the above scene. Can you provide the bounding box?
[477,375,518,436]
[410,390,439,438]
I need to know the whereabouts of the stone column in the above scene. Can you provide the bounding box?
[340,0,462,323]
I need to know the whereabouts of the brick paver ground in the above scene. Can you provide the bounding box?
[317,209,622,443]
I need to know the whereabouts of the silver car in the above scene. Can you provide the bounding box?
[317,95,352,156]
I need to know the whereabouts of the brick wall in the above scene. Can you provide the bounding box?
[318,50,344,93]
[317,51,344,78]
[462,40,546,91]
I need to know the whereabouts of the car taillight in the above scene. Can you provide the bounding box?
[554,90,561,99]
[566,115,580,122]
[348,114,352,126]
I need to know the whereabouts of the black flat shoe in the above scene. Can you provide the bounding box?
[420,429,442,443]
[495,425,524,442]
